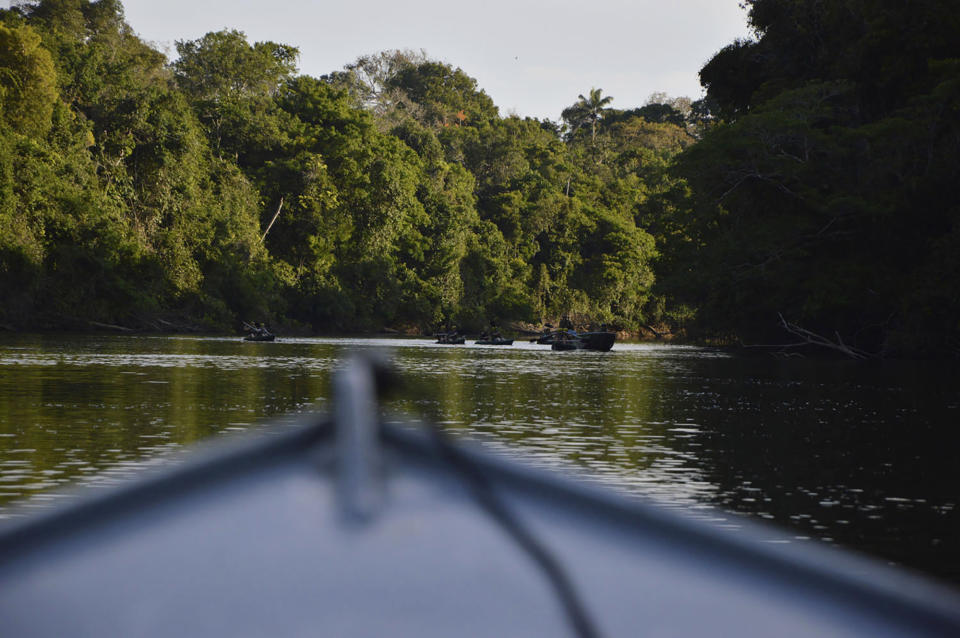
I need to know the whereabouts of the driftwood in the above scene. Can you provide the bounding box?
[88,320,134,332]
[776,313,874,360]
[739,314,876,360]
[135,316,204,333]
[639,324,664,339]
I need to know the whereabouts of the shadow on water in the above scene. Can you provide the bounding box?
[682,355,959,582]
[0,334,957,586]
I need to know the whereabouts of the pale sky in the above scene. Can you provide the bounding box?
[7,0,754,121]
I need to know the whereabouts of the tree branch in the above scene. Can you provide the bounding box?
[777,313,875,359]
[259,197,284,243]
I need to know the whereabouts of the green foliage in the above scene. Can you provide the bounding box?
[674,0,960,355]
[0,1,275,329]
[386,60,498,129]
[0,22,58,136]
[561,87,613,145]
[0,2,685,338]
[174,29,298,162]
[5,0,953,357]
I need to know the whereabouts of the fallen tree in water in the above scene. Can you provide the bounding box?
[776,314,875,360]
[739,314,877,360]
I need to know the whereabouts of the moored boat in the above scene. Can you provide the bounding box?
[577,331,616,351]
[475,336,514,346]
[242,321,276,342]
[0,356,958,637]
[549,331,616,352]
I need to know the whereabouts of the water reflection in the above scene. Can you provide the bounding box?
[0,334,957,586]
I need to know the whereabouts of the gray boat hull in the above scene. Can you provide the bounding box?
[0,360,958,637]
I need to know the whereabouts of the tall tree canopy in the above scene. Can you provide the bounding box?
[6,0,956,356]
[561,88,613,144]
[0,22,58,136]
[0,0,274,329]
[674,0,960,355]
[173,29,299,162]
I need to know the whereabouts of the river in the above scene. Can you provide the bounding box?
[0,334,957,586]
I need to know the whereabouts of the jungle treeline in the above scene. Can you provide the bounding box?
[1,1,958,357]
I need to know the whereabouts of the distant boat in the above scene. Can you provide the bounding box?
[577,331,616,351]
[242,321,276,342]
[550,331,616,352]
[435,332,466,345]
[550,338,580,351]
[475,336,514,346]
[1,356,957,637]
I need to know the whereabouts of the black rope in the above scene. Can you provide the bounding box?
[426,423,602,638]
[371,360,601,638]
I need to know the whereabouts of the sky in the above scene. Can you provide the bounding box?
[6,0,755,121]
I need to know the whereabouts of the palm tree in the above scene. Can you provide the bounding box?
[561,88,613,144]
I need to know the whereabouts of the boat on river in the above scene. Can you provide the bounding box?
[242,333,276,342]
[549,331,616,352]
[551,337,580,351]
[0,356,958,637]
[435,332,466,345]
[242,321,276,342]
[475,336,514,346]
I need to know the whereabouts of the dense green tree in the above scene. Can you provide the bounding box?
[0,2,698,340]
[327,49,428,119]
[386,60,498,130]
[674,0,960,355]
[0,22,58,136]
[257,76,438,331]
[173,29,298,163]
[0,1,276,329]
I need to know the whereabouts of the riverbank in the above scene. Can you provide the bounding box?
[0,315,681,344]
[7,317,956,361]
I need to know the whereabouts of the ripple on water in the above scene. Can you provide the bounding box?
[0,335,957,584]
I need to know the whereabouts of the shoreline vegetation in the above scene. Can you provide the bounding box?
[1,1,958,359]
[0,316,671,344]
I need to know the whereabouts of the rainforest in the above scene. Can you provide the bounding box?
[1,0,958,357]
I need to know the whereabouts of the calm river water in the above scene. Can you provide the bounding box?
[0,334,957,586]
